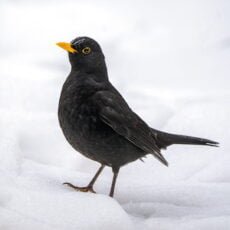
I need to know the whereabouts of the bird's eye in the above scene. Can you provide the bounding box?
[82,47,91,54]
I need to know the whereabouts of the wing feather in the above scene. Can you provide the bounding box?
[94,90,168,166]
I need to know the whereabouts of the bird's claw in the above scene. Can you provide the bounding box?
[63,182,96,193]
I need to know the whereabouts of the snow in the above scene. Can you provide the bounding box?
[1,0,230,229]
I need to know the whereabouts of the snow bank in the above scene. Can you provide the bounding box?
[1,189,132,230]
[1,0,230,229]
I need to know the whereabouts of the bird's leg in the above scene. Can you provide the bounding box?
[63,165,105,194]
[109,167,120,197]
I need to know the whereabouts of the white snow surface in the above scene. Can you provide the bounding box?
[1,0,230,229]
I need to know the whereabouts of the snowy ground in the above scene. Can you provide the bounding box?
[1,0,230,229]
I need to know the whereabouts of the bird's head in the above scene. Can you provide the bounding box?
[56,37,106,73]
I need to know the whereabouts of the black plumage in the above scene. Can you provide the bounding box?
[57,37,218,197]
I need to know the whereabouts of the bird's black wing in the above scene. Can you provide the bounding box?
[93,89,168,166]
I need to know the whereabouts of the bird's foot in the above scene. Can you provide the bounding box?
[63,182,96,193]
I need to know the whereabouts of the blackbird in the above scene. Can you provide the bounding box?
[56,36,218,197]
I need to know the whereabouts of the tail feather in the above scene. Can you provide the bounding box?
[151,128,219,149]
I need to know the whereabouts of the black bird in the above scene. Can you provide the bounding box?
[56,37,218,197]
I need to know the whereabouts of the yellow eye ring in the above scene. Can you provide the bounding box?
[82,47,91,54]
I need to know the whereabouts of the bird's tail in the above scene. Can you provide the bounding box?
[151,128,219,149]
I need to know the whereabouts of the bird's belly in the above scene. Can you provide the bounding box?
[59,108,144,167]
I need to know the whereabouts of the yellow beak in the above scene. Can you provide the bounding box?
[56,42,78,53]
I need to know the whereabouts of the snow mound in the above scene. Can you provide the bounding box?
[1,0,230,229]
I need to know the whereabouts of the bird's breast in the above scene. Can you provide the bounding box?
[58,81,145,166]
[58,93,110,150]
